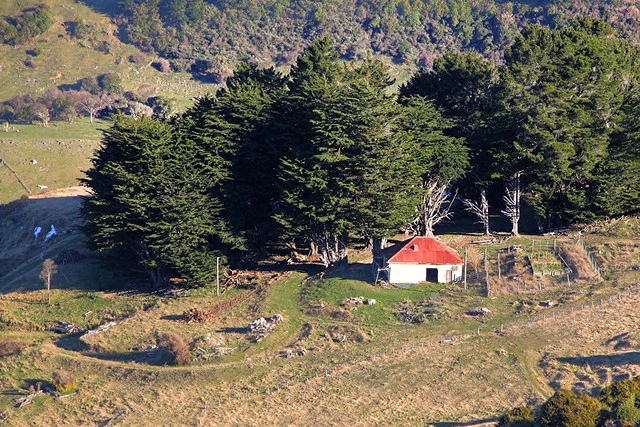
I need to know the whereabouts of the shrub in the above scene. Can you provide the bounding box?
[128,53,147,64]
[23,58,36,68]
[539,389,600,427]
[152,59,171,73]
[52,370,76,394]
[601,378,640,426]
[97,73,122,94]
[26,46,42,57]
[157,332,191,365]
[498,406,536,427]
[615,396,640,427]
[600,378,640,407]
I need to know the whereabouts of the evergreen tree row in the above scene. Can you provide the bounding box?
[82,20,640,288]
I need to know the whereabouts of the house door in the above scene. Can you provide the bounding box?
[426,268,438,282]
[445,269,452,282]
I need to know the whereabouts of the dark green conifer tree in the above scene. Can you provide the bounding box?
[81,115,235,288]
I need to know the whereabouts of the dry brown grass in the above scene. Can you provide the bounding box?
[2,282,640,426]
[558,244,597,280]
[0,338,27,357]
[156,332,191,366]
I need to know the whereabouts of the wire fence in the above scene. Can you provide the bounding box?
[0,158,32,194]
[424,283,640,347]
[577,235,602,277]
[458,236,604,296]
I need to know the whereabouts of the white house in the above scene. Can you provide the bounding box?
[382,236,463,284]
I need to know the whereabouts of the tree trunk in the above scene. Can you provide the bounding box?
[308,241,318,257]
[502,172,521,237]
[372,237,388,258]
[313,232,348,269]
[410,179,456,237]
[480,189,490,235]
[424,218,435,237]
[148,265,170,289]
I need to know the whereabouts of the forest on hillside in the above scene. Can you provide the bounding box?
[115,0,640,79]
[82,20,640,288]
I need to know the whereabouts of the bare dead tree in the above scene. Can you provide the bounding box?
[74,91,106,123]
[39,259,58,305]
[310,231,348,269]
[501,172,522,236]
[127,101,153,119]
[33,103,50,127]
[408,179,457,237]
[463,188,490,235]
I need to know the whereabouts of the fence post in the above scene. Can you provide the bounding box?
[484,247,490,297]
[464,247,467,291]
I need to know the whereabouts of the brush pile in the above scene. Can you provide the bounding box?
[249,314,283,343]
[49,321,80,334]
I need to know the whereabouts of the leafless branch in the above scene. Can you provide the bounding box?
[463,188,490,235]
[409,179,457,237]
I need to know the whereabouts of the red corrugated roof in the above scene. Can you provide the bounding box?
[387,236,463,265]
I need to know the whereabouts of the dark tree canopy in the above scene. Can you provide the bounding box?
[81,115,236,288]
[81,25,640,286]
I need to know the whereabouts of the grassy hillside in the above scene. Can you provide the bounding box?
[0,193,639,425]
[0,118,103,203]
[0,1,218,203]
[0,0,213,107]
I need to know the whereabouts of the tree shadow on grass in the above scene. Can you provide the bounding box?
[54,333,173,365]
[217,326,249,334]
[55,332,89,352]
[74,0,120,16]
[557,352,640,367]
[425,417,499,426]
[21,378,54,392]
[160,314,183,321]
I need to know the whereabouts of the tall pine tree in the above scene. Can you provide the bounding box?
[82,115,235,288]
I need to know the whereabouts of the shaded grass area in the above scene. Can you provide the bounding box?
[0,288,158,331]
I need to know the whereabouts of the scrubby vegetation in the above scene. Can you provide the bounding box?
[115,0,640,75]
[51,369,76,394]
[0,73,176,125]
[0,5,53,46]
[501,378,640,427]
[156,332,191,366]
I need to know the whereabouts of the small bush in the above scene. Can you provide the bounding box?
[23,58,36,68]
[128,53,146,64]
[601,378,640,426]
[26,46,42,57]
[52,370,76,394]
[539,389,600,427]
[157,332,191,365]
[498,406,536,427]
[0,338,27,357]
[152,59,171,73]
[615,396,640,427]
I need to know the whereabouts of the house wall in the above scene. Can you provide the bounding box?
[388,263,462,284]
